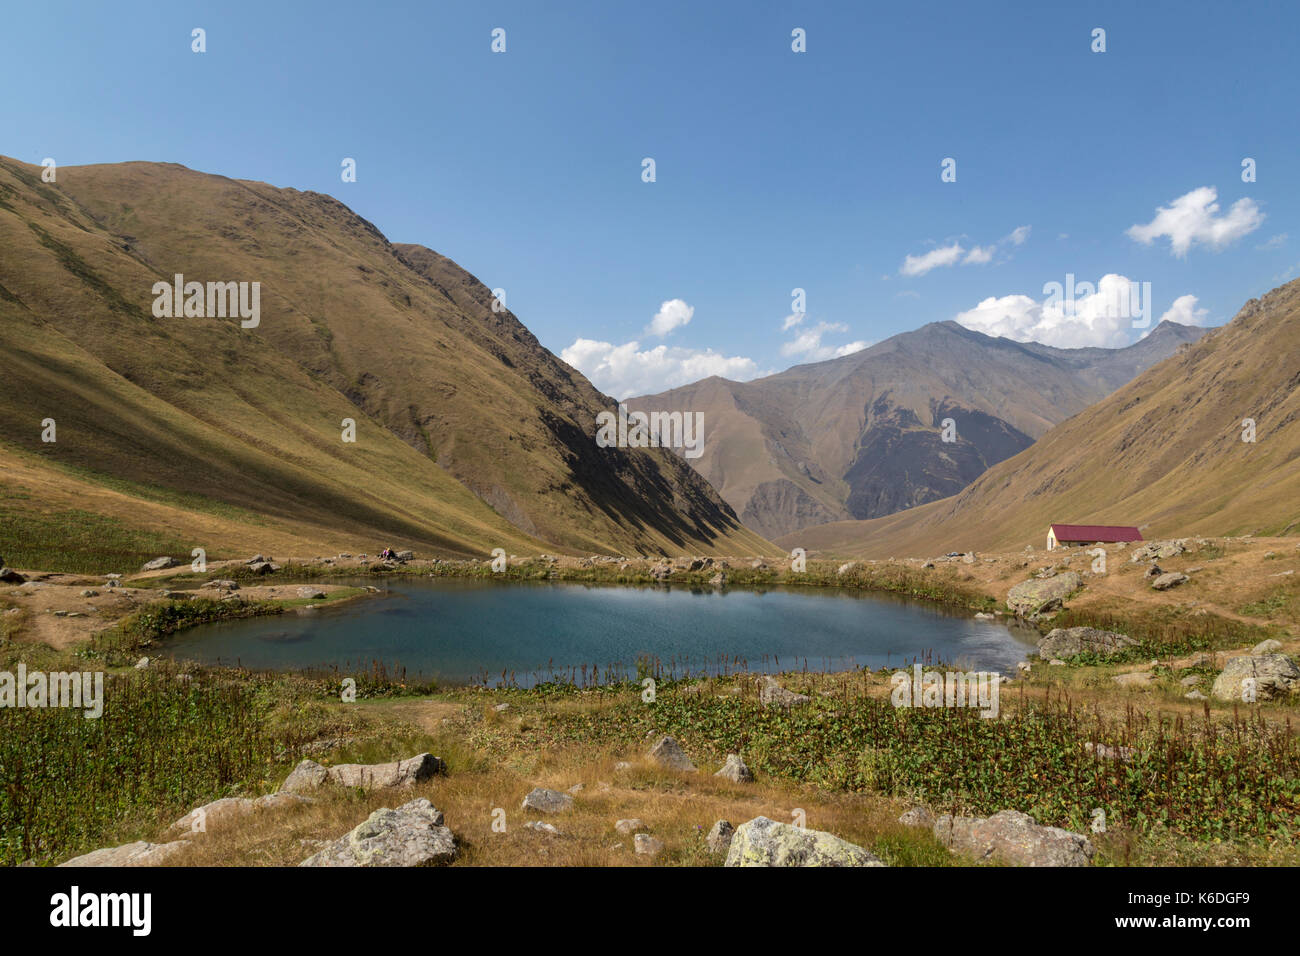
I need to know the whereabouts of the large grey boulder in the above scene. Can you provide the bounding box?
[1211,654,1300,702]
[724,816,885,867]
[932,810,1093,866]
[140,556,178,572]
[1151,572,1189,591]
[280,754,443,793]
[521,787,574,813]
[647,735,697,771]
[1038,626,1137,659]
[1252,639,1283,655]
[60,840,191,867]
[714,753,753,783]
[758,676,811,709]
[299,798,456,867]
[1006,572,1082,617]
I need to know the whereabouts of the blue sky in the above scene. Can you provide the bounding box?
[4,0,1297,398]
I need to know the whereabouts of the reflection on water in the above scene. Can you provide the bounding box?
[162,577,1039,687]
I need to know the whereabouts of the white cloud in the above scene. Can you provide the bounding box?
[561,338,759,399]
[1257,233,1287,250]
[781,312,804,331]
[780,320,869,361]
[900,226,1030,276]
[1159,294,1210,327]
[1127,186,1263,257]
[954,274,1179,348]
[646,298,694,336]
[900,242,965,276]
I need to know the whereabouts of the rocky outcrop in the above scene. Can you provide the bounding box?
[1130,540,1186,562]
[1211,654,1300,702]
[725,816,885,867]
[299,798,456,867]
[279,753,444,793]
[647,736,697,771]
[1006,572,1081,617]
[140,556,178,572]
[932,810,1093,866]
[1038,626,1137,659]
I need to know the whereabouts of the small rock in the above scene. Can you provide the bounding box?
[647,736,697,772]
[713,753,753,783]
[521,787,574,814]
[706,819,735,854]
[898,807,935,828]
[140,556,178,572]
[634,834,665,857]
[615,818,645,835]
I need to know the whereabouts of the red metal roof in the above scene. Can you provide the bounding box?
[1050,524,1143,542]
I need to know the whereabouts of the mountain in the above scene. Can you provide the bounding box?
[628,320,1207,538]
[779,279,1300,558]
[0,156,770,570]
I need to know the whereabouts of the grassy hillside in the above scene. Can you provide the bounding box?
[0,156,770,570]
[780,281,1300,558]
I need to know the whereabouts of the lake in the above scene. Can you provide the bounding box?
[162,578,1037,686]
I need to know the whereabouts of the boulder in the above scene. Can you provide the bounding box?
[1151,572,1189,591]
[297,587,326,600]
[615,818,645,835]
[521,787,574,813]
[932,810,1093,866]
[299,798,455,867]
[634,834,665,857]
[0,568,27,584]
[708,571,727,587]
[140,556,178,572]
[1252,639,1284,655]
[1210,654,1300,702]
[758,675,811,709]
[59,840,191,867]
[1038,626,1137,659]
[1112,671,1154,688]
[714,753,753,783]
[167,792,312,836]
[647,735,697,771]
[247,561,280,575]
[280,754,443,793]
[706,820,735,854]
[1006,572,1082,617]
[898,806,935,828]
[725,816,885,867]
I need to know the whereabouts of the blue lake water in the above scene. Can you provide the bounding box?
[162,578,1038,686]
